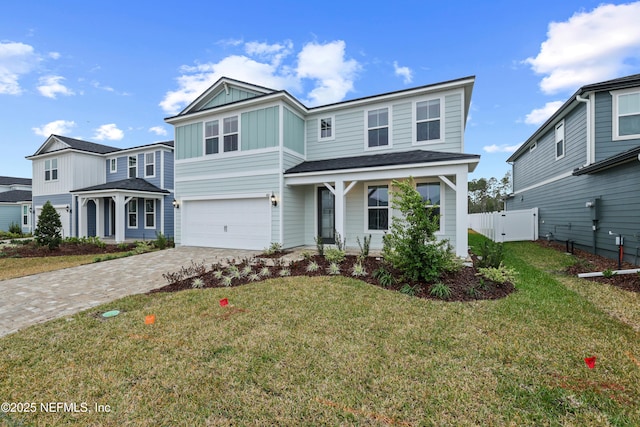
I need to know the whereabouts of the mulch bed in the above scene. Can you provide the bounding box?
[536,240,640,293]
[0,240,137,257]
[151,253,516,302]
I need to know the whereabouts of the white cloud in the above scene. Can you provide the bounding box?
[48,51,61,60]
[296,40,360,106]
[149,126,168,136]
[524,100,564,125]
[32,119,76,137]
[483,144,521,154]
[160,39,360,114]
[525,2,640,94]
[0,41,39,95]
[37,75,75,98]
[93,123,124,141]
[393,61,413,84]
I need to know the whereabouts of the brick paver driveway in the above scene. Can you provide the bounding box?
[0,247,260,337]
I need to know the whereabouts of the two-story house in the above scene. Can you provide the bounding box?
[506,74,640,263]
[0,176,32,234]
[165,76,479,257]
[26,135,174,242]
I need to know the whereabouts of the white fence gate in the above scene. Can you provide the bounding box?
[468,208,538,242]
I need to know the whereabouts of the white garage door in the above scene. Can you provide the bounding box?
[182,198,271,249]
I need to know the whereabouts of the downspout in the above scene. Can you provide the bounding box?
[576,93,596,254]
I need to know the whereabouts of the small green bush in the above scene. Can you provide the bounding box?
[154,232,169,250]
[400,284,419,296]
[372,266,395,288]
[327,262,341,275]
[324,247,346,263]
[314,235,325,256]
[477,265,516,285]
[263,242,283,255]
[356,234,372,259]
[306,261,320,272]
[351,263,367,277]
[191,278,205,289]
[476,240,504,269]
[34,201,62,250]
[429,282,452,300]
[8,222,22,235]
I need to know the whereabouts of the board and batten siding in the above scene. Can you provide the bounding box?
[175,122,203,160]
[506,160,640,263]
[202,87,261,110]
[512,104,586,192]
[283,107,305,155]
[0,205,21,231]
[32,152,106,197]
[593,91,640,162]
[241,106,279,151]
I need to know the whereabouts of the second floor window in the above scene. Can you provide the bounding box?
[616,91,640,138]
[223,116,238,152]
[320,117,333,140]
[109,158,117,173]
[128,156,137,178]
[44,159,58,181]
[368,108,389,148]
[555,121,565,159]
[416,99,441,142]
[205,120,219,154]
[145,152,155,177]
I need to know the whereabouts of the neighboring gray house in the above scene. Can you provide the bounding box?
[26,135,175,242]
[0,176,32,234]
[506,74,640,263]
[166,76,480,257]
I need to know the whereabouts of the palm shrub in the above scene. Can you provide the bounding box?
[382,178,453,283]
[34,201,62,250]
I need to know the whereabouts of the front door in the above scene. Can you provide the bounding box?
[317,187,335,244]
[110,199,116,236]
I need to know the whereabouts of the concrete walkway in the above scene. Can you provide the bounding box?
[0,247,261,338]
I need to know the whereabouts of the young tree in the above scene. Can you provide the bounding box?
[382,178,453,283]
[34,201,62,250]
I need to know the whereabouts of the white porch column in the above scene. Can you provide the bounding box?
[114,194,126,243]
[79,197,88,238]
[95,198,104,238]
[455,168,469,258]
[334,180,345,243]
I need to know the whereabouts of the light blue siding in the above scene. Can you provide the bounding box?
[175,123,203,160]
[202,88,260,109]
[594,91,640,161]
[163,151,174,190]
[0,205,21,231]
[241,106,279,150]
[283,107,305,154]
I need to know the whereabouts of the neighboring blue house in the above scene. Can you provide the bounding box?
[0,176,32,234]
[165,76,480,257]
[26,135,174,242]
[506,74,640,263]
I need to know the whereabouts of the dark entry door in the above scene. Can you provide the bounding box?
[317,187,335,244]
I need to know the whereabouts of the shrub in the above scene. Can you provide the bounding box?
[356,234,372,259]
[259,267,271,277]
[314,235,325,256]
[400,284,419,296]
[263,242,283,255]
[351,263,367,277]
[382,178,453,283]
[306,261,320,272]
[8,222,22,236]
[372,266,395,288]
[602,268,617,278]
[191,278,205,289]
[334,230,347,251]
[476,239,504,269]
[241,266,253,277]
[221,276,233,287]
[154,232,169,250]
[429,282,452,300]
[327,262,341,275]
[248,273,261,282]
[279,268,291,277]
[34,201,62,250]
[477,265,516,285]
[324,247,346,263]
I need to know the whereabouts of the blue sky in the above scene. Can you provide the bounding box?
[2,0,640,181]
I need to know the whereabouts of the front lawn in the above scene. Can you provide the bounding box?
[0,235,638,425]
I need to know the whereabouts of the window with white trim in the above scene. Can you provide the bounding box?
[555,121,565,159]
[613,89,640,139]
[205,120,219,154]
[416,182,441,231]
[416,99,441,142]
[144,199,155,228]
[319,117,334,140]
[145,152,155,177]
[367,185,389,230]
[22,205,28,226]
[367,108,389,148]
[109,158,117,173]
[223,116,239,152]
[127,199,138,227]
[128,155,137,178]
[44,158,58,181]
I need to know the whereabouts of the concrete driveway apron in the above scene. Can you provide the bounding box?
[0,246,260,337]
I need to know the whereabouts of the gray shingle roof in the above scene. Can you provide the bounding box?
[285,150,480,174]
[72,178,169,194]
[0,176,32,186]
[573,145,640,175]
[0,190,32,203]
[52,135,121,154]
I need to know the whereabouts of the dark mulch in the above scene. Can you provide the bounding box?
[0,240,137,258]
[536,240,640,293]
[151,253,516,302]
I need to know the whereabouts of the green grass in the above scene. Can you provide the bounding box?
[0,254,130,280]
[0,234,639,425]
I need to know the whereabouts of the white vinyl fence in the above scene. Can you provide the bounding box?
[469,208,539,242]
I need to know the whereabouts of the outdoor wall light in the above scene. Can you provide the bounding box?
[66,205,71,213]
[271,192,278,207]
[172,199,180,209]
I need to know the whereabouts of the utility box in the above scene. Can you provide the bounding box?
[588,197,601,221]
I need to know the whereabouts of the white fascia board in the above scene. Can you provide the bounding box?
[179,193,270,202]
[284,160,473,185]
[71,189,168,198]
